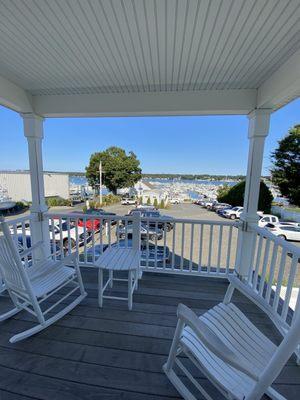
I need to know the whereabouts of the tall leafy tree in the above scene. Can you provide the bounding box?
[86,147,142,194]
[217,181,273,212]
[271,125,300,206]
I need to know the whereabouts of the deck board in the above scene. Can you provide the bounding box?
[0,270,299,399]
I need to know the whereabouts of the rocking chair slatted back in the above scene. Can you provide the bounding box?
[0,218,32,297]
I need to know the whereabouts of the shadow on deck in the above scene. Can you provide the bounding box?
[0,269,299,399]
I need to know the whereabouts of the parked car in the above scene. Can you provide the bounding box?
[136,205,157,210]
[222,206,244,219]
[213,203,231,212]
[117,222,163,242]
[265,223,300,242]
[17,234,60,259]
[205,201,218,210]
[170,198,180,204]
[85,209,117,225]
[80,240,170,267]
[217,206,232,215]
[49,220,90,249]
[121,198,136,205]
[127,209,174,231]
[258,214,279,227]
[70,211,101,231]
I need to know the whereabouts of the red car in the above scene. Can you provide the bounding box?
[69,211,101,232]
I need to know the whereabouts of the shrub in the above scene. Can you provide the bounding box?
[217,180,273,213]
[146,197,151,205]
[2,201,28,216]
[153,198,158,208]
[46,197,71,207]
[159,199,165,209]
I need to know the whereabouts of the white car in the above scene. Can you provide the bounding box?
[13,220,88,249]
[170,198,180,204]
[258,214,279,227]
[121,198,136,205]
[265,223,300,242]
[222,207,244,220]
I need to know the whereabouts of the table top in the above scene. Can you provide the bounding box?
[93,247,140,271]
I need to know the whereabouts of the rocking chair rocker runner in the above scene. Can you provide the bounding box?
[0,216,87,343]
[164,274,300,400]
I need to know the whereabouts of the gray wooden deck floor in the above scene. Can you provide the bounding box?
[0,269,299,400]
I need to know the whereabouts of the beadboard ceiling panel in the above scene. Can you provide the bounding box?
[0,0,299,96]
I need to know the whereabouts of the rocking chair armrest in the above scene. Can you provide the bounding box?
[177,303,260,381]
[19,241,44,257]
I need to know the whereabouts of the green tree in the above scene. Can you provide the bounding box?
[86,147,142,194]
[217,180,273,213]
[159,199,165,209]
[217,184,230,201]
[153,198,158,208]
[271,125,300,206]
[146,197,151,205]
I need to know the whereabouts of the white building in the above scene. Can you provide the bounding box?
[0,171,69,202]
[134,181,169,205]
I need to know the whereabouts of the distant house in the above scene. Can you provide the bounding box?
[117,180,169,205]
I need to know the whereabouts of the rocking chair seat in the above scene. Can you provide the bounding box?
[181,303,277,400]
[30,261,76,298]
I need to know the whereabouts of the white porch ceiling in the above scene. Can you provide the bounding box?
[0,0,299,96]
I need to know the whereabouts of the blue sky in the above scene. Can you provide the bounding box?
[0,97,299,175]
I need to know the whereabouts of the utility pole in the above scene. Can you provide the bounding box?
[99,161,102,205]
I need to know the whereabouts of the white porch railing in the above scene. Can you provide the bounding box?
[4,212,300,350]
[44,212,239,277]
[245,224,300,345]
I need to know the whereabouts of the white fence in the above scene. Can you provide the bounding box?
[45,212,239,277]
[246,224,300,347]
[4,212,300,351]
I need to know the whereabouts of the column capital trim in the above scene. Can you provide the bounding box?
[22,113,44,139]
[247,108,271,139]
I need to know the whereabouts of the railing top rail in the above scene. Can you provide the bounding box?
[5,215,32,225]
[45,211,238,226]
[250,223,300,258]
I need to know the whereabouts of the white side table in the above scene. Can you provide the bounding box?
[94,247,140,310]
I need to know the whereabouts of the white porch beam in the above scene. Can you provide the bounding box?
[22,113,50,257]
[236,109,271,278]
[33,89,257,117]
[257,49,300,110]
[0,75,33,113]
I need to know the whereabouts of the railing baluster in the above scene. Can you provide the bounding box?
[91,217,95,263]
[258,238,271,296]
[207,225,213,273]
[273,250,287,313]
[50,218,57,261]
[189,223,194,272]
[180,223,185,270]
[281,255,298,321]
[265,243,278,303]
[99,218,103,254]
[226,225,233,274]
[146,219,150,269]
[252,234,263,290]
[108,220,111,247]
[217,225,223,274]
[198,224,203,272]
[163,222,167,270]
[154,221,158,269]
[171,222,176,270]
[67,217,71,256]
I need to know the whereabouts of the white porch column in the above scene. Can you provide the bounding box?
[236,109,271,278]
[22,113,50,256]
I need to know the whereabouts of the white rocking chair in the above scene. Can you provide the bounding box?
[164,274,300,400]
[0,216,87,343]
